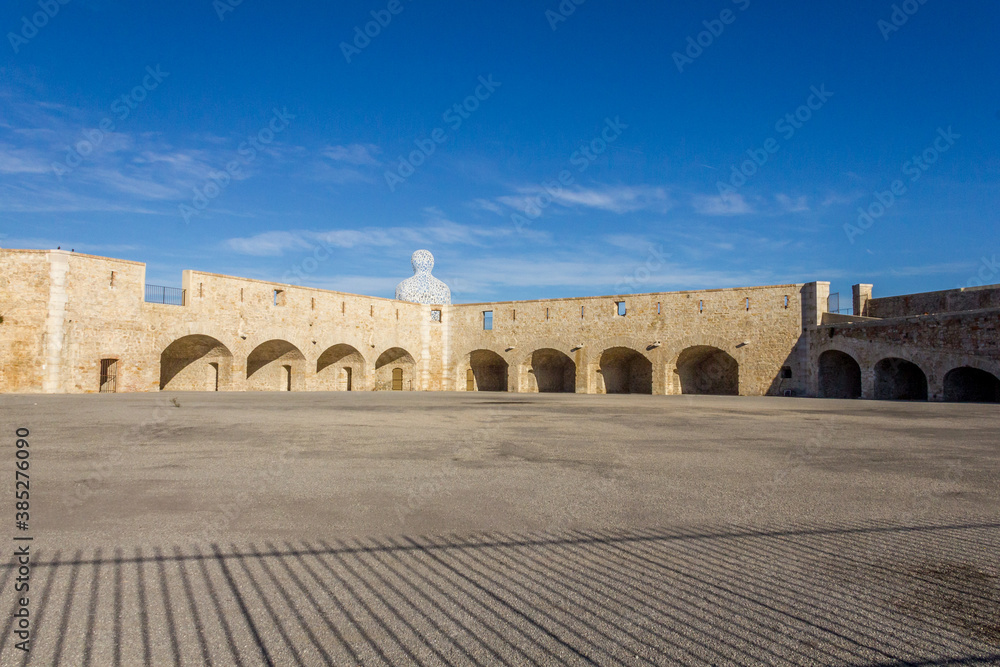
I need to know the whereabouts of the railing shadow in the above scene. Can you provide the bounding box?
[1,519,998,666]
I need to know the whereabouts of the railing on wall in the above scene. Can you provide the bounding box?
[145,284,186,306]
[827,292,853,315]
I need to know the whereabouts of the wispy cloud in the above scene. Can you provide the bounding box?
[322,143,381,166]
[692,193,752,216]
[775,194,809,213]
[496,184,672,215]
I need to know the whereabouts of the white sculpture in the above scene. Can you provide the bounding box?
[395,250,451,305]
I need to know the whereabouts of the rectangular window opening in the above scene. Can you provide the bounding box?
[110,271,116,287]
[784,295,789,309]
[199,282,204,298]
[616,301,627,317]
[311,297,315,310]
[240,288,244,303]
[699,300,704,313]
[431,309,442,322]
[581,305,585,318]
[342,301,346,314]
[745,297,750,311]
[545,307,550,320]
[780,366,793,379]
[657,301,661,314]
[483,310,493,330]
[273,289,285,306]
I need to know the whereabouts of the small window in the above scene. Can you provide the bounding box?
[311,297,315,310]
[240,288,244,303]
[581,305,585,318]
[616,301,626,316]
[780,366,793,379]
[657,302,661,314]
[483,310,493,330]
[199,282,204,298]
[784,295,789,309]
[698,300,704,313]
[513,309,516,321]
[545,307,550,320]
[110,271,116,287]
[431,309,442,322]
[745,297,750,311]
[342,301,346,314]
[371,305,374,317]
[273,289,285,306]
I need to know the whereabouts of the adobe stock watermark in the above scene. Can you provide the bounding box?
[179,107,295,224]
[384,75,501,192]
[614,244,669,294]
[510,116,628,232]
[878,0,931,41]
[340,0,415,63]
[7,0,71,54]
[545,0,587,31]
[716,84,833,202]
[213,0,246,21]
[959,255,1000,289]
[844,126,959,243]
[52,65,170,179]
[672,0,751,73]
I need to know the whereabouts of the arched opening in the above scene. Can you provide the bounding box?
[316,344,365,391]
[376,347,416,391]
[247,340,305,391]
[468,350,509,392]
[160,335,233,391]
[529,349,575,393]
[674,346,738,395]
[600,347,652,394]
[943,367,1000,403]
[818,350,862,399]
[874,358,928,401]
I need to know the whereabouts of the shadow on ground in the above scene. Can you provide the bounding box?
[2,520,999,666]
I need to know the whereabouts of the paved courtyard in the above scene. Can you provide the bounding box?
[1,392,998,665]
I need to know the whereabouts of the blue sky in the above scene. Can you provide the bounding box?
[1,0,998,304]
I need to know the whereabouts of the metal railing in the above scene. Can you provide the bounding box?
[827,293,853,315]
[145,284,186,306]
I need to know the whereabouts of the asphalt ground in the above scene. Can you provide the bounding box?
[0,392,998,665]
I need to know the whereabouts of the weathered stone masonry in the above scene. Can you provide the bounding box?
[2,248,998,401]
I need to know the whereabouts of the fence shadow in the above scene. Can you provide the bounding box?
[2,519,999,666]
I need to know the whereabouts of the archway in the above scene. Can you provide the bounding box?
[529,349,575,393]
[818,350,862,399]
[247,340,306,391]
[874,358,928,401]
[159,335,233,391]
[316,344,365,391]
[376,347,416,391]
[467,350,509,392]
[943,367,1000,403]
[600,347,652,394]
[674,346,739,395]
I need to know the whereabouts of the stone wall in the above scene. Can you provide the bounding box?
[807,309,1000,401]
[866,284,1000,318]
[8,248,996,401]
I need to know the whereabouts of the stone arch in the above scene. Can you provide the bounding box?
[247,340,306,391]
[943,366,1000,403]
[818,349,862,399]
[159,335,233,391]
[600,347,652,394]
[465,350,509,392]
[673,345,739,396]
[527,348,576,393]
[375,347,416,391]
[874,357,928,401]
[316,344,366,391]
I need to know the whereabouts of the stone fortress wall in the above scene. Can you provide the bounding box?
[2,248,998,402]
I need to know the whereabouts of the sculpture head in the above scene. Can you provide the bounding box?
[411,249,434,274]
